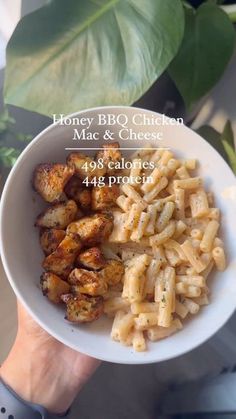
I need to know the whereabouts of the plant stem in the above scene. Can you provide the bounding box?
[220,5,236,23]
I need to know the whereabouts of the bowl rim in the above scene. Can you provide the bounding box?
[1,105,236,364]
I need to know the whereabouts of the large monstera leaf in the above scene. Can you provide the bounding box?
[169,3,235,109]
[4,0,184,116]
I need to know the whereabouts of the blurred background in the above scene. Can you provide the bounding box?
[1,1,236,418]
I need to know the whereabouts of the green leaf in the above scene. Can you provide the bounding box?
[197,122,236,175]
[4,0,184,116]
[221,141,236,174]
[168,3,235,109]
[15,133,33,142]
[197,125,229,162]
[221,120,236,174]
[0,147,21,168]
[222,120,234,149]
[0,108,15,134]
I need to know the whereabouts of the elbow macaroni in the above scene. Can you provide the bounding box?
[106,146,226,351]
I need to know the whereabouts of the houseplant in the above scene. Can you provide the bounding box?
[1,0,236,172]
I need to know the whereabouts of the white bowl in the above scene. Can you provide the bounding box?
[1,106,236,364]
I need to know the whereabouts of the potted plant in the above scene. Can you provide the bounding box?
[0,0,236,174]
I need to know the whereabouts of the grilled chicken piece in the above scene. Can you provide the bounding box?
[68,268,108,296]
[42,233,82,278]
[101,259,125,286]
[67,152,106,181]
[91,185,120,211]
[61,293,104,323]
[33,163,74,202]
[35,200,78,229]
[40,272,70,304]
[66,213,113,246]
[95,142,121,176]
[76,247,106,270]
[40,229,66,255]
[64,176,91,209]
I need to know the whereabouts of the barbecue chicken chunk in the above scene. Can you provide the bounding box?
[67,152,105,180]
[95,142,121,176]
[91,185,120,211]
[42,233,82,278]
[66,213,113,246]
[36,200,78,229]
[61,293,104,323]
[64,176,91,209]
[40,272,70,303]
[33,163,74,202]
[68,268,108,296]
[40,228,66,255]
[76,247,106,270]
[101,260,125,286]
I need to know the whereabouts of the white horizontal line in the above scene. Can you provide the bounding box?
[64,147,170,150]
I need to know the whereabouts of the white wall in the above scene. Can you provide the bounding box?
[0,0,21,68]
